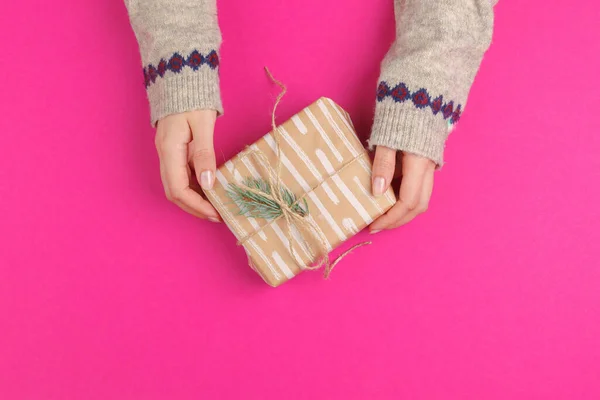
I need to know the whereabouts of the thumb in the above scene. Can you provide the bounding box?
[189,111,217,190]
[372,146,397,196]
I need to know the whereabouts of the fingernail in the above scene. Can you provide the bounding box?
[373,176,385,196]
[200,170,214,190]
[208,216,220,223]
[370,229,381,235]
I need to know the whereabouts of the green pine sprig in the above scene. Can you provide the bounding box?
[226,177,309,220]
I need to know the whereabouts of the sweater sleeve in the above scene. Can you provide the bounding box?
[368,0,496,166]
[125,0,223,125]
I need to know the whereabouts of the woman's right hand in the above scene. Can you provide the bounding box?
[155,110,221,222]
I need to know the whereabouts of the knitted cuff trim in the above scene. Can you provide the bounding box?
[377,81,462,125]
[148,67,223,126]
[143,50,220,88]
[368,103,449,167]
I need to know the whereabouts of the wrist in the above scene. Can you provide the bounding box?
[147,67,223,126]
[368,101,452,167]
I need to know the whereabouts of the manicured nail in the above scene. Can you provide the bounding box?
[373,176,385,196]
[208,216,220,223]
[370,229,381,235]
[200,170,214,190]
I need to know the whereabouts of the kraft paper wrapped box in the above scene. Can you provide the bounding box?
[204,97,396,287]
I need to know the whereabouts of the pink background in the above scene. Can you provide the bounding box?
[1,0,599,399]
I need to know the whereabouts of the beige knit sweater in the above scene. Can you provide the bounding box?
[126,0,496,166]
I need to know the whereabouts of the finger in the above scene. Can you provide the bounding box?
[156,117,187,199]
[159,162,171,199]
[178,166,222,221]
[160,161,203,218]
[372,146,397,196]
[175,192,217,220]
[187,139,195,168]
[186,164,221,221]
[188,111,217,191]
[369,158,427,232]
[173,188,220,221]
[187,163,200,191]
[386,167,434,229]
[161,134,220,220]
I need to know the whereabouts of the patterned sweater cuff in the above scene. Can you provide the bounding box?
[146,67,223,126]
[368,101,450,167]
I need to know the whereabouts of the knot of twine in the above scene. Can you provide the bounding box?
[236,68,370,278]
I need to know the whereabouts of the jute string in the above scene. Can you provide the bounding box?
[235,68,371,279]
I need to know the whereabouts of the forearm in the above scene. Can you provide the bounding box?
[125,0,223,125]
[369,0,496,166]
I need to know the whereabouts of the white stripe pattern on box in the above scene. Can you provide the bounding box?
[214,170,246,240]
[291,224,317,257]
[279,126,339,205]
[325,98,355,130]
[214,170,281,281]
[321,99,398,207]
[306,214,332,251]
[356,156,397,208]
[272,251,295,279]
[206,192,281,282]
[224,161,268,241]
[263,133,347,242]
[227,155,317,270]
[342,218,359,235]
[306,191,346,242]
[321,182,339,205]
[263,134,311,192]
[232,136,332,262]
[230,153,315,261]
[249,238,281,282]
[353,176,384,215]
[318,99,360,158]
[270,221,312,267]
[385,189,396,205]
[291,115,307,134]
[304,108,344,163]
[240,154,262,180]
[326,98,354,135]
[316,149,372,225]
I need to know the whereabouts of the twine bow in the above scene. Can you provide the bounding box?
[233,68,370,278]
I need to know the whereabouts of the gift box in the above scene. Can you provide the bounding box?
[204,97,396,287]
